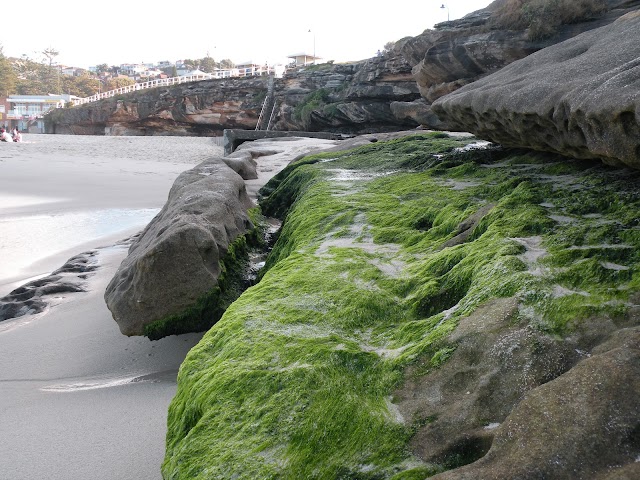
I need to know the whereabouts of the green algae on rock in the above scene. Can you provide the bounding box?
[163,133,640,479]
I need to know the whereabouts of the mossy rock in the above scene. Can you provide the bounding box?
[163,133,640,478]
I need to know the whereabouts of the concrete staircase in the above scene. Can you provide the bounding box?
[255,75,276,131]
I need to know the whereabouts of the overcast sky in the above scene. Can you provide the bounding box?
[2,1,492,68]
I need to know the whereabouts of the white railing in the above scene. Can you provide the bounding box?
[72,65,281,107]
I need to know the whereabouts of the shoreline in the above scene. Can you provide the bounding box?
[0,134,226,479]
[0,242,205,479]
[0,134,345,479]
[0,134,219,297]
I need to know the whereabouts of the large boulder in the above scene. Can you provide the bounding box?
[104,159,254,337]
[432,11,640,168]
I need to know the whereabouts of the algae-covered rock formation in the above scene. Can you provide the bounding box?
[432,11,640,169]
[104,156,255,338]
[163,134,640,478]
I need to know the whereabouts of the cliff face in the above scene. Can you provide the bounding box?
[45,55,427,136]
[45,1,638,137]
[46,77,269,136]
[271,53,429,133]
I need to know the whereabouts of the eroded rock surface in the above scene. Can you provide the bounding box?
[47,77,269,136]
[396,295,640,478]
[432,11,640,168]
[429,326,640,479]
[104,159,254,336]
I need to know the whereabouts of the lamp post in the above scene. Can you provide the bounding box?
[308,29,315,65]
[440,3,449,21]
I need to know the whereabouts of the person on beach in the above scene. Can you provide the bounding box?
[0,128,13,142]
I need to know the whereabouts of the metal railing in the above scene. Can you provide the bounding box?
[72,65,280,107]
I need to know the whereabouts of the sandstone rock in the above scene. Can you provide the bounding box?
[271,55,427,133]
[46,77,269,136]
[104,159,254,336]
[431,327,640,479]
[399,0,639,133]
[219,151,258,180]
[432,12,640,168]
[394,297,583,466]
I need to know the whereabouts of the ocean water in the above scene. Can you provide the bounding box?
[0,133,222,296]
[0,133,218,480]
[0,201,159,293]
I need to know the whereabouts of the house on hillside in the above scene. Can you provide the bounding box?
[120,63,148,76]
[61,66,84,76]
[236,61,266,77]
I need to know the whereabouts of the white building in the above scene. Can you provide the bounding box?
[286,52,322,67]
[4,94,79,132]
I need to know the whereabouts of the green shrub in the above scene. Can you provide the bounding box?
[293,88,330,129]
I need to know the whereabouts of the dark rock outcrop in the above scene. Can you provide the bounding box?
[271,53,426,133]
[432,11,640,168]
[0,251,97,321]
[104,158,254,336]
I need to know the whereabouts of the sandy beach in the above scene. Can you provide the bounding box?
[0,133,340,479]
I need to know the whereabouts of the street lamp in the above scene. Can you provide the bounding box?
[308,29,316,65]
[440,4,449,21]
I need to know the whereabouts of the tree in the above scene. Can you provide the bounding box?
[219,58,235,69]
[0,45,17,95]
[60,73,99,97]
[182,58,198,70]
[14,55,47,94]
[200,55,216,73]
[103,77,135,91]
[41,47,61,93]
[95,63,110,75]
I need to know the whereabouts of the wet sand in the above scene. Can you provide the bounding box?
[0,135,224,296]
[0,134,341,479]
